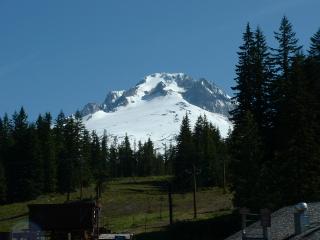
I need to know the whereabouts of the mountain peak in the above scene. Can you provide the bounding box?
[146,72,187,79]
[81,73,234,116]
[81,73,234,151]
[139,73,192,87]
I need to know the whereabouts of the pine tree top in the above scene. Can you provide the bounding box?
[309,28,320,59]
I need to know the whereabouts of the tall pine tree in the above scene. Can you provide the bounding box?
[0,117,7,203]
[229,111,265,210]
[229,24,269,209]
[230,23,255,122]
[174,114,195,189]
[36,113,57,193]
[271,16,302,117]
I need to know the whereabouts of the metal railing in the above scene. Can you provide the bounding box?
[240,208,271,240]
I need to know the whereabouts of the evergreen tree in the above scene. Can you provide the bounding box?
[108,137,119,178]
[0,118,7,203]
[206,121,223,186]
[118,135,134,177]
[230,23,255,122]
[135,141,144,176]
[154,154,165,176]
[0,114,14,202]
[97,132,109,194]
[271,16,302,115]
[7,108,44,201]
[100,132,109,177]
[57,112,84,196]
[174,114,195,189]
[89,131,107,198]
[167,143,176,175]
[231,24,272,130]
[90,131,102,179]
[135,138,157,176]
[252,27,274,131]
[36,113,57,193]
[193,115,205,169]
[25,124,44,199]
[0,160,6,203]
[193,115,211,186]
[270,17,301,156]
[229,20,320,210]
[274,55,320,206]
[54,111,68,193]
[268,18,305,207]
[143,138,156,176]
[0,114,12,204]
[305,35,320,136]
[80,129,93,187]
[8,107,29,201]
[192,115,224,187]
[272,16,302,81]
[229,24,270,209]
[163,143,175,175]
[229,111,265,210]
[308,28,320,60]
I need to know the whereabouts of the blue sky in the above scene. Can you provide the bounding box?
[0,0,319,120]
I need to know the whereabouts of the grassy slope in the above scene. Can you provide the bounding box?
[0,176,234,237]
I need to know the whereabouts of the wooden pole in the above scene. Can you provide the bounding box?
[168,183,173,225]
[95,183,100,200]
[193,165,197,219]
[80,157,83,200]
[80,182,83,200]
[67,191,70,202]
[159,197,163,220]
[223,158,226,193]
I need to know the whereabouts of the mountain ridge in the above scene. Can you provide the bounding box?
[81,73,233,116]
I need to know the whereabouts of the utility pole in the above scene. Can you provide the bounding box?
[67,191,70,202]
[223,157,226,194]
[168,183,173,225]
[193,164,197,219]
[80,182,83,200]
[159,196,164,220]
[80,157,83,200]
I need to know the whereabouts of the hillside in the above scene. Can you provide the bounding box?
[0,176,233,237]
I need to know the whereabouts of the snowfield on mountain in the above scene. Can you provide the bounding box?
[81,73,234,151]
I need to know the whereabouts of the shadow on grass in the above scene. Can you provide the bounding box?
[0,213,28,222]
[135,212,240,240]
[119,180,170,192]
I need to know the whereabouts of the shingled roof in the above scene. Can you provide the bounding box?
[225,202,320,240]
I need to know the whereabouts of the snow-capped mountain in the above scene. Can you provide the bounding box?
[81,73,234,151]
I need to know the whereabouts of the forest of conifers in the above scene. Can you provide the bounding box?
[0,107,226,203]
[0,16,320,211]
[229,16,320,210]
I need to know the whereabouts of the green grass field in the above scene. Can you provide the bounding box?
[0,176,234,237]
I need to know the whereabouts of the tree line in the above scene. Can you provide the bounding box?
[229,16,320,210]
[0,109,165,203]
[0,105,229,203]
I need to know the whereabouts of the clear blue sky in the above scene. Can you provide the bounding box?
[0,0,319,120]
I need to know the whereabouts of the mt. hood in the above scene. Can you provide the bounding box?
[81,73,234,151]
